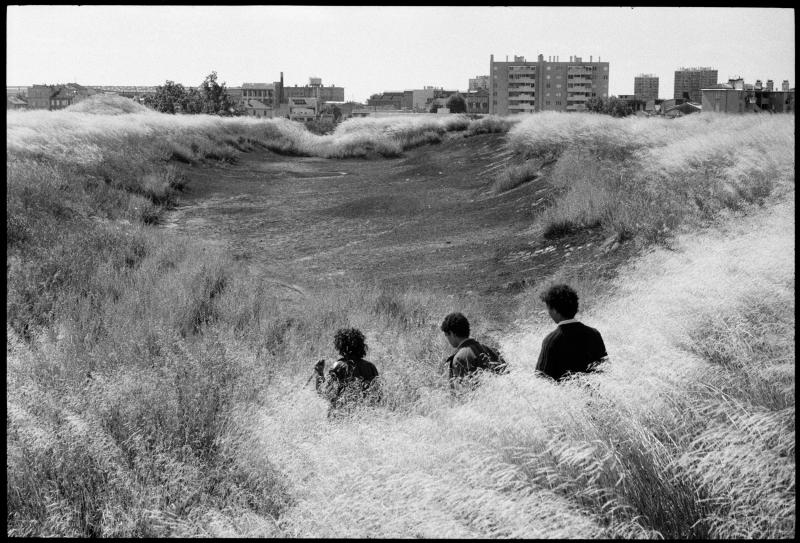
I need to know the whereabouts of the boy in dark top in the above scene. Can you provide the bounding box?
[314,328,380,417]
[536,284,608,382]
[441,312,507,394]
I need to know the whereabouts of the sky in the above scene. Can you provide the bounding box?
[6,6,795,102]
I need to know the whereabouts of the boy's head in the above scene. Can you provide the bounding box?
[540,284,579,320]
[441,312,470,337]
[441,312,470,347]
[334,328,367,360]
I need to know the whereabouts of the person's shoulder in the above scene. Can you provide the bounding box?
[455,342,478,360]
[358,358,379,372]
[542,327,562,344]
[580,323,604,336]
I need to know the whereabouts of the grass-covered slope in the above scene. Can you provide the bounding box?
[506,112,794,243]
[6,103,795,537]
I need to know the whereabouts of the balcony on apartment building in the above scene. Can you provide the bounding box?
[508,85,536,93]
[508,77,537,85]
[567,67,594,76]
[567,84,591,92]
[508,94,535,101]
[508,66,537,74]
[508,103,536,111]
[567,94,589,102]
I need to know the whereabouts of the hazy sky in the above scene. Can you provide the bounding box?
[6,6,795,102]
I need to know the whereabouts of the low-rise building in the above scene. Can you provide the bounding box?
[6,86,28,98]
[27,84,56,109]
[289,96,319,121]
[465,88,490,114]
[702,78,794,114]
[7,95,27,110]
[367,91,406,109]
[663,101,702,117]
[283,77,344,103]
[617,94,648,112]
[25,83,95,110]
[242,99,273,118]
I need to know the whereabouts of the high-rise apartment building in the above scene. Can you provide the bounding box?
[634,74,659,101]
[674,67,717,102]
[489,54,609,115]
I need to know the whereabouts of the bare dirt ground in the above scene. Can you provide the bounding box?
[162,132,635,324]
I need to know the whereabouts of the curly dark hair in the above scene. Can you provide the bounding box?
[540,284,579,319]
[334,328,368,360]
[440,312,470,338]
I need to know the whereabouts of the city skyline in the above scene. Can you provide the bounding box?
[7,6,795,103]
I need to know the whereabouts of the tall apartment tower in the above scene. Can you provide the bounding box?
[489,53,609,115]
[634,74,659,101]
[674,67,717,102]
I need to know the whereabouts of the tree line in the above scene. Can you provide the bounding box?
[585,96,635,117]
[143,71,239,115]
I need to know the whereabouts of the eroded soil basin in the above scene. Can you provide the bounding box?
[162,132,627,320]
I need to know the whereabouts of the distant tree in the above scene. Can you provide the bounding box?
[182,87,204,114]
[199,71,234,115]
[585,97,605,113]
[145,80,189,114]
[445,93,467,114]
[603,96,633,117]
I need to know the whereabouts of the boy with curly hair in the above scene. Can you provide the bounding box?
[536,284,608,381]
[314,328,380,417]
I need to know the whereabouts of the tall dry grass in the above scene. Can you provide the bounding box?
[507,112,794,242]
[228,199,794,538]
[7,101,795,537]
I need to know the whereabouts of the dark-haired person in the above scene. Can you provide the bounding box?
[314,328,380,417]
[536,284,608,382]
[441,312,506,392]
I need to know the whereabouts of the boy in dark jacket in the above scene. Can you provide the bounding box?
[314,328,380,417]
[536,284,607,382]
[441,312,506,393]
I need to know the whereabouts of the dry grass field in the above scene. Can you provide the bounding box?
[6,95,795,537]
